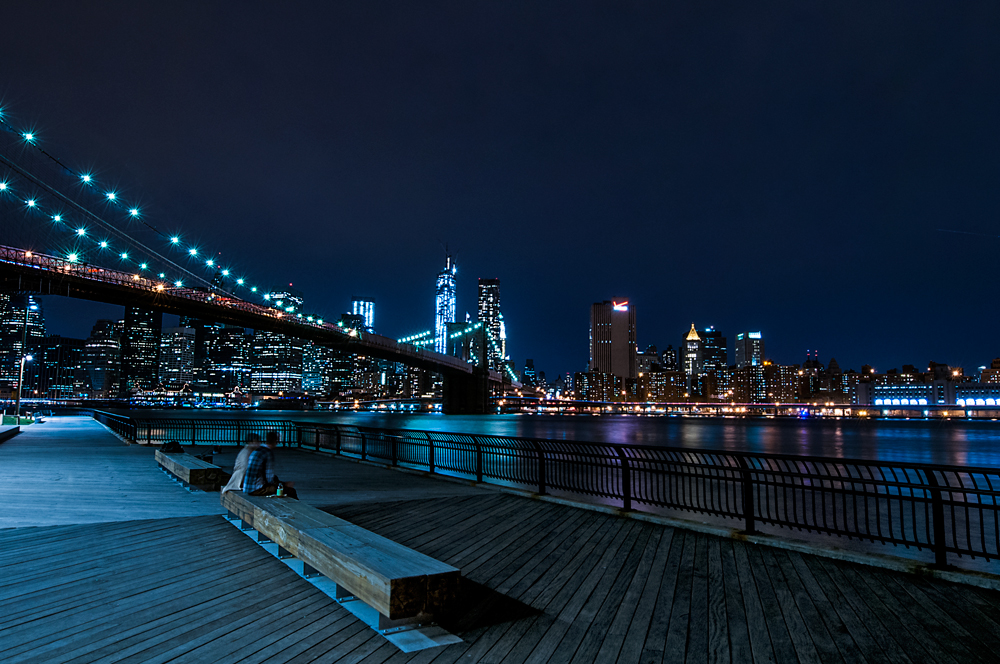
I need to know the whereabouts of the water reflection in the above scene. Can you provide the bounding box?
[121,410,1000,467]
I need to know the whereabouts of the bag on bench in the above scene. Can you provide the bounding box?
[160,440,185,454]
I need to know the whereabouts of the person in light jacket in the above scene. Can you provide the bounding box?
[220,433,262,499]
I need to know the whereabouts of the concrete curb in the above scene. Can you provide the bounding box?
[305,446,1000,592]
[0,426,20,445]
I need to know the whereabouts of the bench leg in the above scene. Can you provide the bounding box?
[377,612,428,633]
[277,545,293,559]
[302,562,322,578]
[239,519,253,531]
[334,583,356,603]
[257,531,273,544]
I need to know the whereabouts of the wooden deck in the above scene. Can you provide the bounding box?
[4,417,1000,662]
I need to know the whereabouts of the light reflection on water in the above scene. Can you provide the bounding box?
[121,410,1000,467]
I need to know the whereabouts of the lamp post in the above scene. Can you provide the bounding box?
[12,295,38,424]
[14,353,33,423]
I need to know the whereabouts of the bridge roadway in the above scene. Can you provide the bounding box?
[4,417,1000,663]
[0,244,515,412]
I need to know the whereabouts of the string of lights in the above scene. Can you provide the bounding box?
[0,106,333,326]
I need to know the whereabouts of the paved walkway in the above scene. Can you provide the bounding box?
[3,417,1000,663]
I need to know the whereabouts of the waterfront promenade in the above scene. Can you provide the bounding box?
[3,417,1000,663]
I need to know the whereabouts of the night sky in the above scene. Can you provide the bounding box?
[2,2,999,378]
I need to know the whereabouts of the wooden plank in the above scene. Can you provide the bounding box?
[718,541,753,664]
[663,530,697,662]
[637,526,685,664]
[742,545,799,664]
[755,546,824,664]
[729,542,779,664]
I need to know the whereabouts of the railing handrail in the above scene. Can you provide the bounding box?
[91,411,1000,566]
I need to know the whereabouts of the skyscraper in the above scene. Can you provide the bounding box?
[121,306,162,395]
[477,278,506,370]
[351,297,375,333]
[589,300,637,379]
[37,335,84,399]
[159,327,196,389]
[0,294,45,390]
[734,331,765,368]
[682,324,702,390]
[434,255,457,354]
[81,320,121,398]
[251,331,304,395]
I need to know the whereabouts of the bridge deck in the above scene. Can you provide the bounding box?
[2,418,999,663]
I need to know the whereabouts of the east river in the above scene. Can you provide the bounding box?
[116,409,1000,467]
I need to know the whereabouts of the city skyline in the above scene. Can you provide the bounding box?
[4,2,1000,380]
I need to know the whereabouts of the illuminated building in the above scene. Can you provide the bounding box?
[699,327,728,398]
[121,307,162,395]
[522,359,537,387]
[731,365,767,403]
[81,320,121,398]
[206,326,251,391]
[590,300,636,379]
[682,324,701,385]
[574,370,622,402]
[0,294,45,390]
[251,331,304,395]
[636,345,661,374]
[352,297,375,334]
[37,336,84,399]
[477,279,507,371]
[159,327,196,389]
[645,371,688,402]
[434,255,457,354]
[762,363,800,403]
[980,359,1000,384]
[957,384,1000,407]
[734,331,764,368]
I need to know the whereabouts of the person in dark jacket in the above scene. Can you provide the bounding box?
[242,430,298,498]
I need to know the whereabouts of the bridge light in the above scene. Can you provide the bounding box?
[0,182,6,190]
[264,294,270,300]
[206,259,214,266]
[129,208,139,217]
[77,228,86,236]
[67,253,78,262]
[81,174,92,183]
[236,278,243,285]
[132,274,139,281]
[140,263,147,269]
[99,241,108,248]
[23,133,34,142]
[106,192,116,200]
[221,269,229,276]
[158,272,165,278]
[251,287,257,292]
[175,281,183,287]
[170,236,179,244]
[307,316,313,322]
[156,284,164,291]
[25,199,35,207]
[297,313,302,318]
[317,319,323,325]
[120,252,128,259]
[188,248,197,256]
[52,214,61,222]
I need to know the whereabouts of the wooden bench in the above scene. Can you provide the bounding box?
[221,491,461,628]
[155,450,228,491]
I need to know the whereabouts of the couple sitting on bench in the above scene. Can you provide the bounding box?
[222,430,298,499]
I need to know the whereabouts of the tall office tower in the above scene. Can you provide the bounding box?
[682,324,702,381]
[589,300,637,379]
[37,335,84,398]
[0,293,45,389]
[734,331,765,368]
[159,327,196,389]
[477,278,506,370]
[351,297,375,334]
[207,326,251,391]
[434,255,457,354]
[81,320,121,398]
[660,345,679,371]
[522,359,538,386]
[700,327,727,375]
[302,341,331,396]
[251,331,304,395]
[121,306,162,395]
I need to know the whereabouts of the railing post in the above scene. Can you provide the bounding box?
[475,438,483,483]
[615,447,632,512]
[146,422,151,445]
[391,435,398,466]
[361,432,367,461]
[737,455,756,534]
[533,441,547,495]
[296,425,303,449]
[426,432,435,474]
[191,422,197,446]
[925,470,949,567]
[335,426,342,455]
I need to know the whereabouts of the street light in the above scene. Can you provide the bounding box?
[14,353,33,423]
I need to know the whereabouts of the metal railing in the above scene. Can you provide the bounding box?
[96,412,1000,566]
